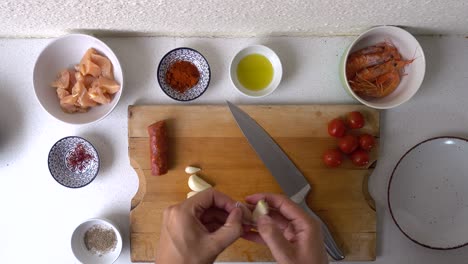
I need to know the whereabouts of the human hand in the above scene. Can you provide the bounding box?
[242,193,328,264]
[155,188,244,264]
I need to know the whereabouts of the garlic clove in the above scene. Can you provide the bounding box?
[235,201,255,225]
[187,191,199,199]
[188,174,212,192]
[252,199,269,222]
[185,166,201,174]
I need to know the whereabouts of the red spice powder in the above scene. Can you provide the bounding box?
[165,61,200,93]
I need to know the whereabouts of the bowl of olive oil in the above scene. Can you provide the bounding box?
[230,45,282,97]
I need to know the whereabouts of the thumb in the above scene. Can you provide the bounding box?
[257,215,291,253]
[211,207,243,250]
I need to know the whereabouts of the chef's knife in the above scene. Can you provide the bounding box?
[227,101,345,261]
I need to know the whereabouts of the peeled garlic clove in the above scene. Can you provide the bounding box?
[187,191,199,199]
[185,166,201,174]
[188,174,212,192]
[252,199,269,222]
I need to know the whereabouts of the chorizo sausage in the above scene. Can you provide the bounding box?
[148,120,168,176]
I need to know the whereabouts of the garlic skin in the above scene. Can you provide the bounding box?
[252,199,269,222]
[187,191,199,199]
[185,166,201,174]
[188,174,212,192]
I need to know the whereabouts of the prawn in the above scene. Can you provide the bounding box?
[350,70,401,98]
[353,59,413,82]
[346,42,403,79]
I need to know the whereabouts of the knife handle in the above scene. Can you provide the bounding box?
[299,201,345,261]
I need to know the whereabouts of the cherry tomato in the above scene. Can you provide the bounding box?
[328,118,346,138]
[338,135,358,154]
[359,134,375,151]
[350,149,370,166]
[347,111,365,129]
[323,149,343,167]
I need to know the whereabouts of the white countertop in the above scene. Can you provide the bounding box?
[1,35,467,264]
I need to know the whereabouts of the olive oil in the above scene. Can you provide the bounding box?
[237,54,273,91]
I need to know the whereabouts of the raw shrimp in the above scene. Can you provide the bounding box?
[347,45,385,60]
[353,59,413,82]
[346,42,402,79]
[376,71,401,97]
[346,52,388,79]
[351,71,401,98]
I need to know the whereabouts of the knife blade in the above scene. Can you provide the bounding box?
[227,101,345,261]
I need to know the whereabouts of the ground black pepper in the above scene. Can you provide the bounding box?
[84,224,117,256]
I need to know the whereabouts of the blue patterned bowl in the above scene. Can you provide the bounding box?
[157,47,211,101]
[48,136,100,188]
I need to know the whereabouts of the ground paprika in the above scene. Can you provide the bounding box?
[165,61,200,93]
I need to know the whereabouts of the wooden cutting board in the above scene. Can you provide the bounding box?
[128,105,379,262]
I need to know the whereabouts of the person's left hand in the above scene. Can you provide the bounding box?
[155,188,244,264]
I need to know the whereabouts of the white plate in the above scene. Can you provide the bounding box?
[230,45,282,98]
[388,137,468,249]
[71,218,123,264]
[33,34,123,125]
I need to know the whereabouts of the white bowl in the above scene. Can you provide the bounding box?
[33,34,123,125]
[71,218,123,264]
[340,26,426,109]
[230,45,282,97]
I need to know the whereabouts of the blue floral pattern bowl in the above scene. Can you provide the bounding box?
[48,136,99,188]
[157,47,211,101]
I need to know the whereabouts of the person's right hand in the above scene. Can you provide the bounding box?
[242,193,328,264]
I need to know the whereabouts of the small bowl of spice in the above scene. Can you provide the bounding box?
[71,218,122,264]
[157,47,211,101]
[48,136,99,188]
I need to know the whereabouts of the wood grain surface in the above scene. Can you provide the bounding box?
[128,105,379,262]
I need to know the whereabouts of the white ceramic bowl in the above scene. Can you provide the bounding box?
[388,137,468,249]
[71,218,123,264]
[230,45,282,97]
[33,34,123,125]
[340,26,426,109]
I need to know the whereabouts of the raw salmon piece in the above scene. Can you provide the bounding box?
[91,53,114,79]
[51,70,70,89]
[97,76,120,94]
[89,85,111,104]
